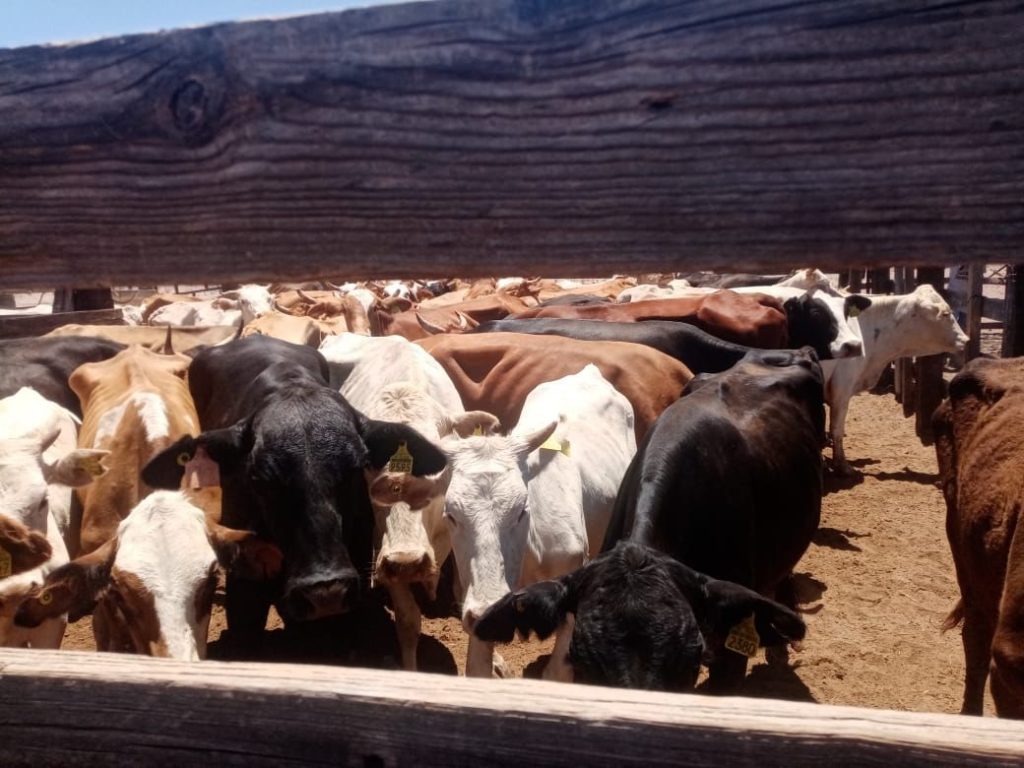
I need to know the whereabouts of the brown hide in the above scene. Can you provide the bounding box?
[513,290,788,348]
[46,324,239,352]
[272,291,371,336]
[242,312,322,347]
[934,356,1024,718]
[70,346,199,555]
[377,295,532,341]
[417,333,692,441]
[533,277,637,302]
[140,293,204,323]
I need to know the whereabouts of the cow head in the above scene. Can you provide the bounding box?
[474,541,805,691]
[440,421,559,632]
[894,285,969,356]
[220,285,273,325]
[142,384,447,623]
[0,517,52,577]
[783,290,871,360]
[13,491,279,660]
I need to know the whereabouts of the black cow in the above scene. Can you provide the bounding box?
[476,348,823,692]
[0,336,126,417]
[536,293,612,308]
[143,335,446,631]
[469,318,752,374]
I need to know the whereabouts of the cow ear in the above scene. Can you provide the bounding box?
[844,294,871,318]
[361,420,447,477]
[366,472,438,510]
[474,576,576,643]
[14,537,117,627]
[694,576,806,649]
[206,523,283,582]
[511,420,558,458]
[142,434,198,489]
[43,448,110,487]
[0,517,53,575]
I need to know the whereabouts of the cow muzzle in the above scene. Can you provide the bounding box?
[835,340,863,359]
[375,549,436,585]
[280,572,360,622]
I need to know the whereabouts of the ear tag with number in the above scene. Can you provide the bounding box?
[848,305,862,318]
[0,546,11,579]
[724,614,760,658]
[472,425,484,437]
[387,442,414,475]
[539,436,571,457]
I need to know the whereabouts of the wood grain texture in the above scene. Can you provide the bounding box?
[0,0,1022,288]
[0,649,1023,767]
[0,308,123,339]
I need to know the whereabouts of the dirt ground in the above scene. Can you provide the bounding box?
[61,391,989,715]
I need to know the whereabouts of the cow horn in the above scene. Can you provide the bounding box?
[160,325,175,355]
[415,313,451,336]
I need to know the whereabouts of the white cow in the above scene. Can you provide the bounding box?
[775,268,847,296]
[12,489,279,660]
[147,285,273,328]
[318,333,497,670]
[823,284,968,473]
[0,388,107,648]
[442,364,637,678]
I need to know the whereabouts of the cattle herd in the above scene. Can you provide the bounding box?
[3,268,1021,718]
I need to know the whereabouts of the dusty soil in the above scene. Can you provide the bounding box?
[61,392,989,714]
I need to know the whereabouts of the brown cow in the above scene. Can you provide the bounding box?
[512,290,788,348]
[273,290,372,336]
[417,333,692,441]
[935,356,1024,718]
[242,312,323,347]
[377,294,533,341]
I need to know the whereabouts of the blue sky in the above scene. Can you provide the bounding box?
[1,1,411,48]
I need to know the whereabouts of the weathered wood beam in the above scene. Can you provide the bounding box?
[0,307,123,339]
[965,262,984,360]
[0,649,1022,767]
[1,0,1022,288]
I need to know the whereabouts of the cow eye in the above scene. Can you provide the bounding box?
[516,505,528,524]
[443,511,458,527]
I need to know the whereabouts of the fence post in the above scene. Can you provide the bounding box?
[966,263,984,360]
[1003,265,1024,358]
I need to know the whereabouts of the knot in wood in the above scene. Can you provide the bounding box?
[171,79,210,134]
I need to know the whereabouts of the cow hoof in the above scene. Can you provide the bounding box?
[830,460,856,477]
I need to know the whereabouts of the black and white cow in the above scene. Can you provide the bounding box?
[475,348,823,691]
[142,335,446,632]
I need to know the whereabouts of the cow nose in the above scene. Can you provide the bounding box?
[838,340,862,358]
[378,550,433,584]
[281,573,359,622]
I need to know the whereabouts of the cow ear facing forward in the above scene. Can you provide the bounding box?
[142,422,250,489]
[14,537,118,626]
[0,517,53,576]
[206,522,284,582]
[362,420,447,477]
[473,577,575,643]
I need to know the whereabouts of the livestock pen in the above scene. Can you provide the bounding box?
[1,0,1023,764]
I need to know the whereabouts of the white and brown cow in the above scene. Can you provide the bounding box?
[0,387,108,648]
[318,333,497,670]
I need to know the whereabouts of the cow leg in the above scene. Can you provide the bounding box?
[466,635,495,678]
[706,649,749,693]
[389,583,421,671]
[960,605,995,715]
[30,617,67,650]
[828,397,853,475]
[542,614,575,683]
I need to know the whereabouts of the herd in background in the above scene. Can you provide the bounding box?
[2,267,1019,716]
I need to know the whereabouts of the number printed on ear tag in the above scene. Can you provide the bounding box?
[724,614,760,658]
[387,442,414,475]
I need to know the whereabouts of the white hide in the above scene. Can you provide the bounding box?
[618,283,694,303]
[112,491,218,661]
[775,268,847,296]
[0,388,79,648]
[318,333,468,670]
[443,365,637,676]
[146,284,272,327]
[733,285,864,359]
[822,284,968,472]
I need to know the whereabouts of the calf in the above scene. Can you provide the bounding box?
[14,489,279,660]
[469,319,752,374]
[821,284,968,473]
[0,388,108,648]
[934,357,1024,717]
[445,365,637,677]
[319,334,497,670]
[418,332,692,441]
[476,349,819,691]
[143,335,447,633]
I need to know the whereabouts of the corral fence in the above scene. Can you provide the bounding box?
[1,0,1023,764]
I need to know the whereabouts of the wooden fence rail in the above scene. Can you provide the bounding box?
[0,649,1023,767]
[1,0,1023,288]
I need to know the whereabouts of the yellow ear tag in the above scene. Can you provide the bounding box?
[724,614,760,658]
[387,442,414,475]
[0,547,10,579]
[848,305,862,318]
[472,425,484,437]
[78,454,106,478]
[539,436,571,457]
[176,452,192,467]
[38,590,53,606]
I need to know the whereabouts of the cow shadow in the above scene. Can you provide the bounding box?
[813,527,868,552]
[208,599,458,675]
[868,467,938,485]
